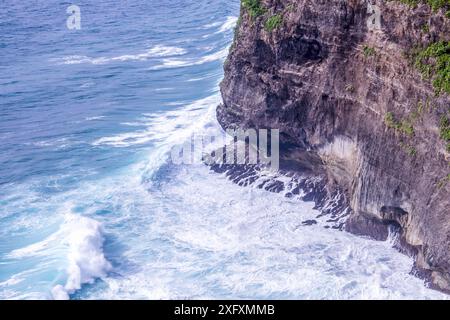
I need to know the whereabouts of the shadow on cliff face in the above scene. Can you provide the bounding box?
[252,40,276,71]
[278,25,327,64]
[218,0,450,294]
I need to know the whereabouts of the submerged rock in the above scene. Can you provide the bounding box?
[302,220,318,226]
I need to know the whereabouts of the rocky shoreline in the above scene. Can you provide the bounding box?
[216,0,450,292]
[210,159,351,230]
[207,147,448,292]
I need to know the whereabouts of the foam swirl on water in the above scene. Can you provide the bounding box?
[1,1,448,300]
[53,45,187,65]
[50,214,111,300]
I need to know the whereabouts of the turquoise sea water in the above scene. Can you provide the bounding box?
[0,0,447,299]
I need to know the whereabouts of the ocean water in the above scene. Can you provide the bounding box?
[0,0,447,300]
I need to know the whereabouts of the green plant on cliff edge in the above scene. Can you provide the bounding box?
[421,23,430,33]
[400,141,418,156]
[437,173,450,188]
[396,0,450,17]
[414,41,450,95]
[440,115,450,151]
[440,116,450,140]
[384,112,415,136]
[363,45,376,57]
[242,0,266,18]
[265,14,283,32]
[231,16,242,49]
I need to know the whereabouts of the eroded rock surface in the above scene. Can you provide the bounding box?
[217,0,450,292]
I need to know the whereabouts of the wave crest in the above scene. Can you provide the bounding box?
[48,214,111,300]
[53,45,187,65]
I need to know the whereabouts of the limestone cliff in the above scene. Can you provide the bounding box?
[217,0,450,291]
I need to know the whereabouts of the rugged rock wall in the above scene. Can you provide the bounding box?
[218,0,450,291]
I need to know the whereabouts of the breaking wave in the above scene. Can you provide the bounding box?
[53,45,187,65]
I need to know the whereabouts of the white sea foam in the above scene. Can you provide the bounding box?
[82,164,447,300]
[2,203,111,300]
[86,93,447,300]
[92,94,222,148]
[85,116,105,121]
[50,214,111,300]
[0,275,24,287]
[2,92,448,300]
[54,45,187,65]
[29,137,77,149]
[3,5,448,297]
[217,16,238,33]
[120,122,145,127]
[149,47,229,70]
[202,21,222,29]
[186,76,210,82]
[8,233,59,259]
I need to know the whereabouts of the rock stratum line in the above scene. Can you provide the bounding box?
[217,0,450,292]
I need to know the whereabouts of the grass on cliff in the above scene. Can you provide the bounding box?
[414,41,450,95]
[242,0,266,18]
[437,173,450,188]
[441,116,450,140]
[265,14,283,32]
[440,115,450,151]
[384,112,415,136]
[363,45,376,57]
[400,141,418,156]
[396,0,450,17]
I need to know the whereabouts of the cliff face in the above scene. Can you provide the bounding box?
[218,0,450,291]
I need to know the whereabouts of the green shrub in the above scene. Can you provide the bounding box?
[396,0,450,16]
[286,4,295,12]
[400,120,415,136]
[408,146,417,156]
[345,84,355,92]
[242,0,266,18]
[265,14,283,32]
[414,41,450,95]
[440,116,450,140]
[363,45,376,57]
[437,173,450,188]
[385,112,396,128]
[384,112,415,136]
[422,23,430,33]
[231,16,242,48]
[400,142,418,156]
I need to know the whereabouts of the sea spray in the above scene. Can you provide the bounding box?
[51,214,111,300]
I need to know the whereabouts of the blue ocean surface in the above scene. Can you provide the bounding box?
[0,0,447,299]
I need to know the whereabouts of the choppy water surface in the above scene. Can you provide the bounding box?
[0,0,447,299]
